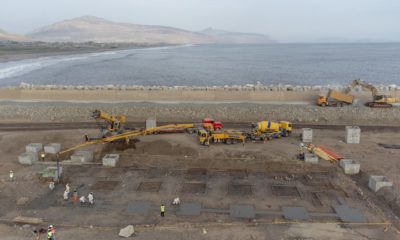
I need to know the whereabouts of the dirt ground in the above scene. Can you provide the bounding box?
[0,128,400,239]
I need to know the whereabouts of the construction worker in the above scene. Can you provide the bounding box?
[49,225,56,240]
[47,228,54,240]
[88,192,94,205]
[172,197,180,205]
[160,204,165,217]
[65,183,70,194]
[49,181,55,191]
[63,190,69,200]
[40,152,46,161]
[9,170,14,181]
[79,195,86,204]
[72,190,79,201]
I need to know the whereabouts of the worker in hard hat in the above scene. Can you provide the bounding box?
[79,195,86,204]
[49,181,55,191]
[9,170,14,181]
[88,192,94,205]
[172,197,180,205]
[40,152,46,161]
[160,204,165,217]
[48,225,56,240]
[63,190,69,200]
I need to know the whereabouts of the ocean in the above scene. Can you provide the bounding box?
[0,43,399,87]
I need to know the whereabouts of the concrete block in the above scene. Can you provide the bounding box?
[146,118,157,129]
[44,143,61,154]
[304,153,319,164]
[18,152,38,165]
[368,175,393,192]
[25,143,43,153]
[102,154,120,167]
[345,126,361,144]
[339,159,360,174]
[119,225,135,238]
[70,150,93,163]
[301,128,312,143]
[46,166,63,181]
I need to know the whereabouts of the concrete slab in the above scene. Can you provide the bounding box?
[44,143,61,154]
[345,126,361,144]
[302,128,312,143]
[304,153,319,164]
[146,118,157,129]
[25,143,43,153]
[126,201,152,215]
[102,154,120,167]
[368,175,393,192]
[176,203,202,216]
[71,150,93,163]
[339,159,360,174]
[18,152,38,165]
[282,207,310,221]
[230,204,255,219]
[334,205,367,223]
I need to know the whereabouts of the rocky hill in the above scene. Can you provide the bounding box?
[0,28,28,42]
[201,28,274,44]
[28,16,212,44]
[28,16,274,44]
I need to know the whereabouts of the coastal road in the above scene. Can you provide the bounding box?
[0,122,399,132]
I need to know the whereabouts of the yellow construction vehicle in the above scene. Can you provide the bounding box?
[345,79,399,108]
[249,120,292,141]
[198,129,246,146]
[317,89,354,107]
[60,123,196,156]
[92,110,126,137]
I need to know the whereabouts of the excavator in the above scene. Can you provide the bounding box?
[344,79,399,108]
[92,110,126,137]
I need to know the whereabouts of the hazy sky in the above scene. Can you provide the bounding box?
[1,0,399,42]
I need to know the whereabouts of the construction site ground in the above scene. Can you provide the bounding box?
[0,127,400,239]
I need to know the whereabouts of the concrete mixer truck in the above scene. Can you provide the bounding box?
[248,120,292,141]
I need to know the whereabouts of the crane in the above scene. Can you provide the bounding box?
[59,123,195,156]
[344,79,399,108]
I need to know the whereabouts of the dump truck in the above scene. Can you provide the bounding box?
[248,120,292,141]
[317,89,354,107]
[198,129,246,146]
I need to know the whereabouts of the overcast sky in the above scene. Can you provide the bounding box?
[1,0,399,42]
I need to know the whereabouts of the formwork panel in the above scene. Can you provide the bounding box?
[228,184,253,196]
[137,182,162,192]
[181,182,206,194]
[90,180,120,191]
[271,185,301,197]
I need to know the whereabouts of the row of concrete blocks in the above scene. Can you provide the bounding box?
[301,126,361,144]
[19,143,62,165]
[304,154,360,175]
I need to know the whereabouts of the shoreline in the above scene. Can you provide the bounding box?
[0,42,173,63]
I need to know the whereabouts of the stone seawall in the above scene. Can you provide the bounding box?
[1,88,399,103]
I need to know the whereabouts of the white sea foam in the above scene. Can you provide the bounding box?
[0,51,119,80]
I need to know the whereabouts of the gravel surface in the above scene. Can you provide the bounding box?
[1,101,400,125]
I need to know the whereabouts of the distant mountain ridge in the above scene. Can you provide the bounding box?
[0,28,28,41]
[25,16,274,44]
[201,27,274,44]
